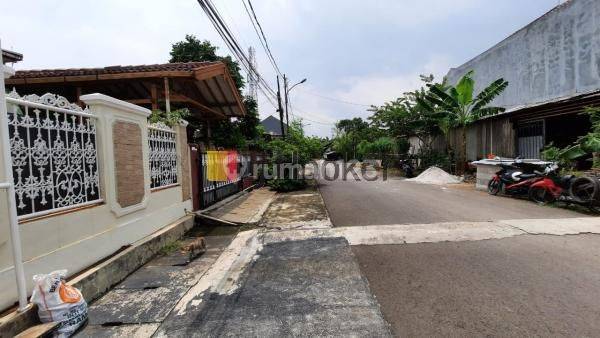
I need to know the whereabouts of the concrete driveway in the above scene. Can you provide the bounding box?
[318,173,583,226]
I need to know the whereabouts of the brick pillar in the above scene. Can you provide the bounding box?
[113,121,145,207]
[80,94,152,217]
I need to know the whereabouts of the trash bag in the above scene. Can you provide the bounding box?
[31,270,88,337]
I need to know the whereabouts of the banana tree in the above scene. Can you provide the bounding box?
[418,71,508,173]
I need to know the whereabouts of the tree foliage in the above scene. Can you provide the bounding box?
[418,70,508,172]
[542,107,600,168]
[210,97,261,149]
[169,35,262,149]
[368,75,448,155]
[267,120,324,165]
[170,34,244,90]
[148,108,191,127]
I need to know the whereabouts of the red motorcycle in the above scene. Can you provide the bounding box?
[528,163,600,212]
[487,163,544,197]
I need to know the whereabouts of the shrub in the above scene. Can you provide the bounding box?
[268,178,307,192]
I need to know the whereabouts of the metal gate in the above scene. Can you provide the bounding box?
[516,121,544,159]
[196,151,256,209]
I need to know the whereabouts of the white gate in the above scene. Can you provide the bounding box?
[5,90,102,219]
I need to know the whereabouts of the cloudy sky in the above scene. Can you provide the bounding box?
[1,0,561,136]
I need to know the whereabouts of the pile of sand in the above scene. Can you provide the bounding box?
[406,166,462,185]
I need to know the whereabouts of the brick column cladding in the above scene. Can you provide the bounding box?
[177,124,191,201]
[113,121,145,207]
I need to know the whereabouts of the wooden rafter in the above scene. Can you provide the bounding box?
[212,77,235,116]
[168,91,225,118]
[194,80,224,116]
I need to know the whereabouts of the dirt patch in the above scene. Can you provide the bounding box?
[260,183,331,229]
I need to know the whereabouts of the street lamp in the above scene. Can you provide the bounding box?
[287,78,307,94]
[284,77,307,129]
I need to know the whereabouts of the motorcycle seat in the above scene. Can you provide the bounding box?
[518,173,538,179]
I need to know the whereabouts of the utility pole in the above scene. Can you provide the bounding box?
[276,75,285,139]
[283,74,290,130]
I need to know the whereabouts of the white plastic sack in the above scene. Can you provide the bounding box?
[31,270,88,337]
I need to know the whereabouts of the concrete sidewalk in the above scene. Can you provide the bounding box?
[155,237,391,337]
[75,232,235,337]
[204,187,276,225]
[260,183,332,230]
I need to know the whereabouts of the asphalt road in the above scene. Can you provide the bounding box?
[318,174,583,226]
[352,234,600,337]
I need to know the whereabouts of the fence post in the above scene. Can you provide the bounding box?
[0,43,30,312]
[80,93,151,217]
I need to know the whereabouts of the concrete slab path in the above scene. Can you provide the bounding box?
[75,234,235,337]
[155,238,391,337]
[205,188,276,225]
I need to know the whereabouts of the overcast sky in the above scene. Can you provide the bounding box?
[1,0,561,137]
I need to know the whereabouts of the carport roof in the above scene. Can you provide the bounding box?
[6,61,245,119]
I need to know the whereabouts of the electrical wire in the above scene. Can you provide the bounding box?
[241,0,283,78]
[197,0,279,108]
[295,87,373,107]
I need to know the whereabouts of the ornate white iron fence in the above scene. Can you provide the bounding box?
[148,122,178,189]
[6,90,102,219]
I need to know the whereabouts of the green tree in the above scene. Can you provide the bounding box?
[333,117,377,159]
[170,34,244,90]
[368,75,448,156]
[170,35,262,149]
[419,70,508,173]
[210,96,261,149]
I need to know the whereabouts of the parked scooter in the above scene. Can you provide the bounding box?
[400,159,414,178]
[487,160,545,197]
[528,163,600,212]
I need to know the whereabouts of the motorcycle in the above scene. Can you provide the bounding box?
[487,161,545,197]
[528,163,600,212]
[400,159,414,178]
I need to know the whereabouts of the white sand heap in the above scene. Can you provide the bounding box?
[406,166,462,185]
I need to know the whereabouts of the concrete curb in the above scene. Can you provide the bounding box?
[0,215,195,338]
[197,185,277,227]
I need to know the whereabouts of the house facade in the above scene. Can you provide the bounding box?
[0,60,253,310]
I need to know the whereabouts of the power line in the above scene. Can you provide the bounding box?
[289,106,336,125]
[197,0,279,109]
[294,88,373,107]
[241,0,283,78]
[198,0,337,129]
[247,0,281,75]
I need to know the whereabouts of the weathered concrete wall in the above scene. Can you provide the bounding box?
[447,0,600,109]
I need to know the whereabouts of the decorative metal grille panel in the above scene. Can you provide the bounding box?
[148,122,178,189]
[6,90,101,218]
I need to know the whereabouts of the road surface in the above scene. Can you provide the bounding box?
[317,166,600,336]
[352,234,600,336]
[318,173,583,226]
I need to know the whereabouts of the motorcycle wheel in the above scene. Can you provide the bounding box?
[487,179,501,195]
[528,186,555,205]
[570,177,600,204]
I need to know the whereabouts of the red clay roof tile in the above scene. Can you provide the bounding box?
[11,62,221,79]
